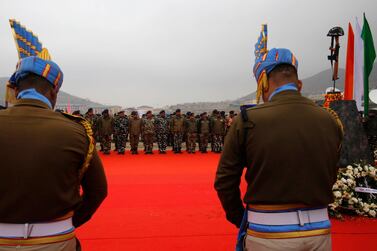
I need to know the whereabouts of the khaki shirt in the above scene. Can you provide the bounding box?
[185,118,198,133]
[0,99,107,227]
[214,91,343,227]
[199,119,210,134]
[171,116,184,133]
[129,117,142,135]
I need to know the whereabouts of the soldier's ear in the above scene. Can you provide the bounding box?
[48,88,58,109]
[14,87,21,98]
[297,80,303,92]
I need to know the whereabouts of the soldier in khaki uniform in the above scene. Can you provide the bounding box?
[129,111,142,154]
[198,112,210,153]
[142,111,155,154]
[184,112,198,153]
[0,56,107,250]
[84,108,94,126]
[170,109,185,153]
[97,109,114,155]
[215,27,343,251]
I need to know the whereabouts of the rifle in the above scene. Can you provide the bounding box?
[327,27,344,91]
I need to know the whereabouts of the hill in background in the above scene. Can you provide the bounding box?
[167,66,377,113]
[0,77,107,111]
[1,65,376,113]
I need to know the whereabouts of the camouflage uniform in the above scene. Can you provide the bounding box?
[114,114,129,154]
[92,115,100,145]
[198,117,210,153]
[185,117,198,153]
[154,116,169,153]
[171,115,185,153]
[113,114,119,151]
[85,113,98,143]
[142,118,155,154]
[211,116,225,153]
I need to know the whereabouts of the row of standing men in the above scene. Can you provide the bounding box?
[82,108,236,154]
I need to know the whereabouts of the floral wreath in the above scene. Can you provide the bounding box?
[329,163,377,218]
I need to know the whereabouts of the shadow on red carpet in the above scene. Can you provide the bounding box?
[76,151,377,250]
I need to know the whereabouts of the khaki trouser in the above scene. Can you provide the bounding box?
[0,238,76,251]
[199,133,209,152]
[130,134,140,151]
[244,234,331,251]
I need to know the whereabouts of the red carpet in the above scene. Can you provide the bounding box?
[76,151,377,250]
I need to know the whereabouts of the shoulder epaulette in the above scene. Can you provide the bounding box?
[61,112,95,179]
[323,107,344,135]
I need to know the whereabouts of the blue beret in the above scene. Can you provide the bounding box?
[253,48,298,83]
[9,56,63,90]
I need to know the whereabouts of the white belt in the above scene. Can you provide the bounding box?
[248,208,329,226]
[0,218,74,238]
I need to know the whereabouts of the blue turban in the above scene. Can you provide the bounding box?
[253,25,298,103]
[253,48,298,82]
[9,56,63,91]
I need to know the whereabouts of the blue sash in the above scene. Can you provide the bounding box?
[235,209,248,251]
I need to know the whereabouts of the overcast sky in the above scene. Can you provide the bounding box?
[0,0,376,107]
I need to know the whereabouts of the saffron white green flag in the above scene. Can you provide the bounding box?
[361,13,376,117]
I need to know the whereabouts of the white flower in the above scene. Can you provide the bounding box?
[363,205,370,213]
[358,166,363,171]
[333,184,339,190]
[364,165,369,172]
[348,199,355,205]
[369,166,375,172]
[333,191,342,198]
[351,197,358,204]
[370,170,376,178]
[341,178,347,183]
[344,192,351,199]
[346,179,354,186]
[369,210,376,217]
[347,165,353,170]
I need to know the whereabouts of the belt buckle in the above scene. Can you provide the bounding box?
[23,223,33,239]
[297,210,307,226]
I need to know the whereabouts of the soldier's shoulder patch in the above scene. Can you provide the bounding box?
[323,107,344,135]
[61,113,93,135]
[61,112,84,121]
[61,112,95,179]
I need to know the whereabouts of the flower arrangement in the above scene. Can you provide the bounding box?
[329,164,377,218]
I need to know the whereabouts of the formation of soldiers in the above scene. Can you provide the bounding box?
[80,108,237,155]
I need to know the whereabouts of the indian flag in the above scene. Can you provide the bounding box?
[344,14,376,117]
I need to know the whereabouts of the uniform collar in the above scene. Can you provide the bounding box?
[17,88,53,108]
[13,98,51,109]
[269,89,301,102]
[268,83,298,101]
